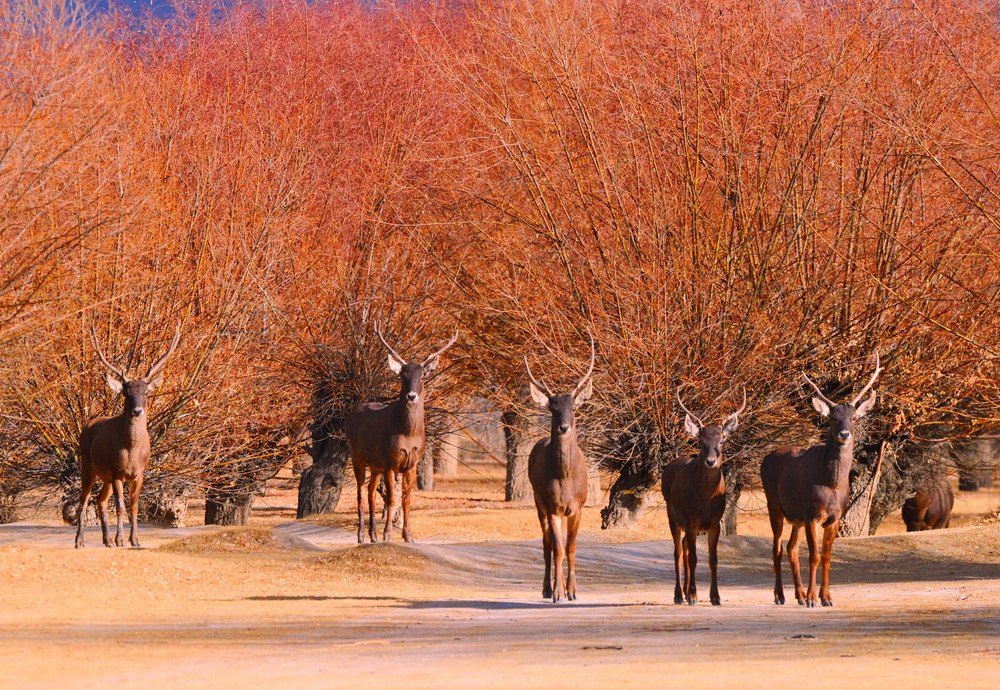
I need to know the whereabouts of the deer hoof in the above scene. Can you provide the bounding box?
[822,599,833,607]
[131,542,143,549]
[551,593,562,604]
[674,592,684,605]
[805,599,817,608]
[711,597,721,606]
[774,593,785,605]
[687,596,698,606]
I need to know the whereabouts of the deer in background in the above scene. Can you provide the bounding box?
[662,386,746,606]
[761,351,882,607]
[76,323,180,549]
[525,332,595,603]
[346,325,457,544]
[901,474,953,531]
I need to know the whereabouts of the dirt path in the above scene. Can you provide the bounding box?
[1,519,998,689]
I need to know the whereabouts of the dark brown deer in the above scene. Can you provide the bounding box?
[661,386,745,606]
[901,474,954,531]
[76,324,180,549]
[761,352,882,607]
[346,325,457,544]
[525,332,595,603]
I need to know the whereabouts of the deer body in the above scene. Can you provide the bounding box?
[761,352,881,607]
[901,475,953,531]
[525,333,595,603]
[346,328,456,544]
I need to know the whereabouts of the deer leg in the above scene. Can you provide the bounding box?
[820,521,837,606]
[536,507,552,599]
[669,518,685,604]
[565,510,582,601]
[401,465,417,543]
[95,481,113,548]
[549,515,566,604]
[75,472,95,549]
[804,521,820,608]
[112,479,126,547]
[366,471,380,543]
[708,522,721,606]
[787,524,805,605]
[767,502,785,604]
[128,477,143,548]
[353,461,367,544]
[382,469,397,542]
[684,529,698,605]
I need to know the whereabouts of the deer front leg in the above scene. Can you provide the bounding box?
[536,507,552,599]
[565,510,582,601]
[401,465,417,543]
[366,471,380,543]
[820,522,837,606]
[382,469,397,542]
[768,506,785,604]
[707,522,721,606]
[549,515,566,604]
[112,479,126,547]
[804,521,820,608]
[352,461,366,543]
[75,474,95,549]
[684,529,698,605]
[670,519,685,605]
[128,477,143,548]
[96,482,113,548]
[787,524,806,605]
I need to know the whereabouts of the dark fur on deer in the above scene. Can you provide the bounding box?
[345,325,457,544]
[76,324,180,549]
[901,474,953,531]
[760,352,882,607]
[661,386,745,605]
[525,331,595,603]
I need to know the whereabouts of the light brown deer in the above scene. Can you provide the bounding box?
[662,386,745,605]
[525,332,595,603]
[345,325,457,544]
[76,324,180,549]
[760,351,882,607]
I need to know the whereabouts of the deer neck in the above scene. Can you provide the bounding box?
[548,426,579,475]
[697,458,724,497]
[395,397,424,437]
[116,412,148,447]
[821,436,854,489]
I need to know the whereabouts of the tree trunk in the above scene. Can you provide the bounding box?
[958,467,994,491]
[434,430,460,476]
[601,457,658,528]
[840,441,886,537]
[138,487,190,528]
[204,486,257,525]
[585,468,602,507]
[417,448,434,491]
[296,430,351,519]
[721,463,744,536]
[0,493,18,524]
[502,408,532,502]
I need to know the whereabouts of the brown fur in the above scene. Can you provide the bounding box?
[901,475,954,531]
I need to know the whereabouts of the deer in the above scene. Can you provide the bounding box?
[901,474,953,531]
[525,331,595,604]
[345,325,457,544]
[661,385,746,606]
[760,351,882,607]
[75,323,180,549]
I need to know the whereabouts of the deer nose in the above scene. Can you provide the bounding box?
[838,430,852,442]
[406,392,418,402]
[132,407,144,417]
[558,423,570,434]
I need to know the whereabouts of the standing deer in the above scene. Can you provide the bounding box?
[901,474,954,531]
[76,324,180,549]
[525,332,595,603]
[346,325,457,544]
[761,351,882,607]
[662,386,746,606]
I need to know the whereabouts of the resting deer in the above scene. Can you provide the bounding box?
[901,474,953,531]
[662,386,745,605]
[346,325,457,544]
[760,351,882,607]
[76,324,180,549]
[525,332,595,603]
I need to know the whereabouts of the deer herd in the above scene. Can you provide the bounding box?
[74,324,954,607]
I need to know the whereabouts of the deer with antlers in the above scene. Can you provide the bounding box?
[761,352,882,607]
[525,332,595,603]
[75,324,180,549]
[662,386,746,605]
[346,325,457,544]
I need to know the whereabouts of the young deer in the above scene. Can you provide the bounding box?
[76,324,180,549]
[525,332,595,603]
[761,351,881,607]
[661,386,745,605]
[901,474,953,531]
[345,325,457,543]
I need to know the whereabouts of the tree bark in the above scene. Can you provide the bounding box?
[840,441,886,537]
[502,407,532,502]
[434,430,461,476]
[417,448,434,491]
[204,487,256,526]
[601,457,658,528]
[720,463,744,536]
[585,468,602,507]
[296,425,351,519]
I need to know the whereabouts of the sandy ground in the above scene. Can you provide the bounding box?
[1,466,998,689]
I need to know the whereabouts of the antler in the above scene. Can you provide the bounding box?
[572,328,596,398]
[802,371,836,408]
[675,384,705,429]
[374,322,407,365]
[421,330,459,367]
[90,326,127,382]
[144,322,181,381]
[850,349,882,407]
[523,356,554,399]
[722,386,747,427]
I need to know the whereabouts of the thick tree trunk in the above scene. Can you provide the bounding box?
[958,467,994,491]
[205,487,256,526]
[502,408,532,503]
[138,487,190,528]
[721,463,744,536]
[434,430,460,476]
[601,457,658,528]
[840,441,886,537]
[296,430,351,519]
[0,493,18,524]
[585,468,602,507]
[417,448,434,491]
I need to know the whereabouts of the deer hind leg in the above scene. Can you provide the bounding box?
[819,521,837,606]
[548,514,566,604]
[400,465,417,543]
[565,510,582,601]
[536,507,552,599]
[353,460,367,544]
[382,469,398,542]
[112,479,126,547]
[366,470,380,543]
[767,502,785,604]
[787,524,805,605]
[669,518,685,605]
[75,469,96,549]
[707,522,721,606]
[803,521,820,608]
[684,528,698,605]
[128,477,143,548]
[95,481,113,548]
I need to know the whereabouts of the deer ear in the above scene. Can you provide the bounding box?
[105,374,123,395]
[529,381,550,407]
[855,389,877,418]
[811,396,831,417]
[422,354,440,374]
[146,372,164,392]
[684,414,701,438]
[387,353,404,375]
[722,417,739,438]
[574,378,593,406]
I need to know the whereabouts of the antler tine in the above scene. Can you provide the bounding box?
[572,327,596,398]
[850,349,882,407]
[523,356,553,398]
[675,384,705,429]
[144,321,181,381]
[90,326,127,382]
[374,322,407,365]
[801,371,836,408]
[723,385,748,427]
[421,330,459,367]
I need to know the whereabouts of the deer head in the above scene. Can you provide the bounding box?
[802,351,882,446]
[375,324,458,404]
[677,385,747,468]
[91,323,180,418]
[525,330,596,436]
